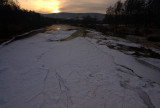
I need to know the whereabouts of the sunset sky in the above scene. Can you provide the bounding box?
[19,0,122,14]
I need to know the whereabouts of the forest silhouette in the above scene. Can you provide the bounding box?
[0,0,55,41]
[104,0,160,26]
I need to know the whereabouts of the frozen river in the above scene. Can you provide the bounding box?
[0,25,160,108]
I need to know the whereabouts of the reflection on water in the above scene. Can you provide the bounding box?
[45,25,78,32]
[44,25,85,42]
[46,25,85,42]
[49,29,85,42]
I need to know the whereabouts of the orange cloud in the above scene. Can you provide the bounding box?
[19,0,125,14]
[19,0,60,13]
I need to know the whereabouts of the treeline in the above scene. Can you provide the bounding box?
[0,0,55,39]
[103,0,160,27]
[71,0,160,41]
[67,15,99,28]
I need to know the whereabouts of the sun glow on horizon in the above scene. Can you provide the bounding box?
[19,0,60,13]
[54,9,60,13]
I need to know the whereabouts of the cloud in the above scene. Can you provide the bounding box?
[19,0,60,13]
[19,0,125,13]
[59,0,122,13]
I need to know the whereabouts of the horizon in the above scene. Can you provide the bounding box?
[40,12,106,14]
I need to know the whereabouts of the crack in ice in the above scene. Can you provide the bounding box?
[120,81,155,108]
[55,70,73,108]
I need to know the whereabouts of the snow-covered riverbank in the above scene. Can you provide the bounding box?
[0,25,160,108]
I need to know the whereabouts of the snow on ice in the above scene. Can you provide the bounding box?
[0,25,160,108]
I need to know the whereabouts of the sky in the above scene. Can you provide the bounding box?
[19,0,121,14]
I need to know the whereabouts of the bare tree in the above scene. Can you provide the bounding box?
[114,0,123,15]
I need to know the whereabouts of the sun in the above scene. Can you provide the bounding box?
[54,9,60,13]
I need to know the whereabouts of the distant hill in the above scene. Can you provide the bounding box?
[41,12,105,21]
